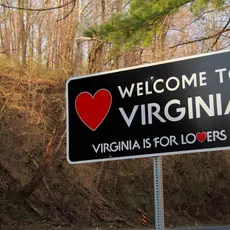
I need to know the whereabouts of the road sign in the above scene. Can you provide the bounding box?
[66,50,230,164]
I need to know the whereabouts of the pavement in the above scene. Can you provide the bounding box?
[119,227,230,230]
[170,227,230,230]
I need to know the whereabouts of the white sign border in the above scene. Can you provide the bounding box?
[66,49,230,165]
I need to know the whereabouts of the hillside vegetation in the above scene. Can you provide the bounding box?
[1,59,230,229]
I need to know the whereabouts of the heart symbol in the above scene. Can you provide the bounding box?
[196,132,207,143]
[75,89,112,131]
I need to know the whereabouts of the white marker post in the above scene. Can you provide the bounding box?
[153,156,165,230]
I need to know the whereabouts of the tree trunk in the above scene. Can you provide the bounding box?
[18,0,27,67]
[37,23,42,68]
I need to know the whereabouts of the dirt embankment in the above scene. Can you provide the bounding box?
[1,74,230,229]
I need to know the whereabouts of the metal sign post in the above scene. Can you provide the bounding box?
[153,156,165,230]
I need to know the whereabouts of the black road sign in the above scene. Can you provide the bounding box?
[66,50,230,164]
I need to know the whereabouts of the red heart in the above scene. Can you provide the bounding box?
[75,89,112,131]
[196,132,207,143]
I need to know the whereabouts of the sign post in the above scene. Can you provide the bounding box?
[153,157,165,230]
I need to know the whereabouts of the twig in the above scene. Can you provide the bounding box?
[52,130,66,158]
[170,27,230,48]
[42,177,77,223]
[26,200,43,217]
[211,18,230,48]
[0,1,72,11]
[42,177,58,204]
[56,0,76,22]
[179,7,229,31]
[0,49,8,54]
[75,36,94,41]
[45,127,56,158]
[0,94,12,113]
[80,0,93,14]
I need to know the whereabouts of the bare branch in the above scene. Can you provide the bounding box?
[0,49,8,54]
[170,27,230,49]
[0,1,72,11]
[80,0,93,14]
[211,18,230,48]
[75,36,95,41]
[56,0,77,22]
[180,6,230,31]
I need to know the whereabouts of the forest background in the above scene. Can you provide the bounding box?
[0,0,230,229]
